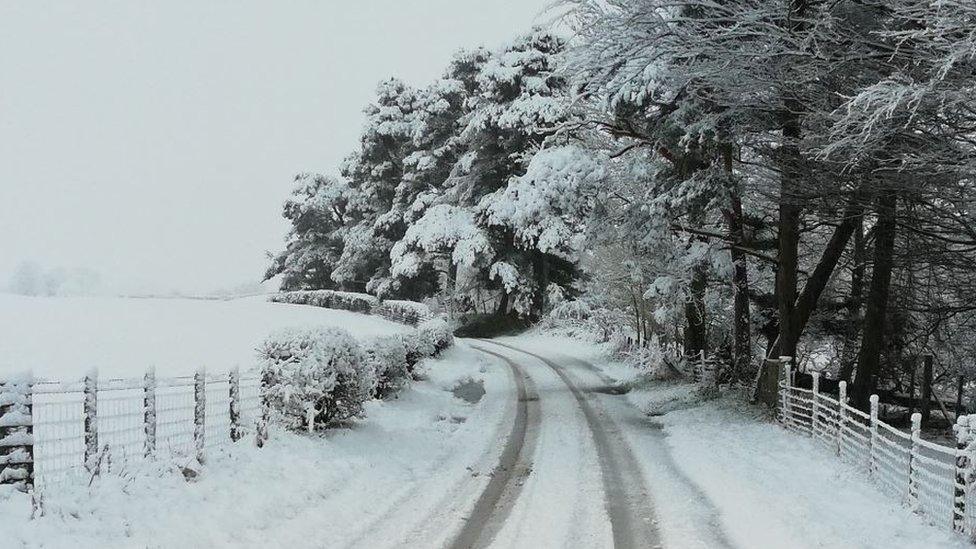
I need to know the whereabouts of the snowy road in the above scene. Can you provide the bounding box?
[455,338,701,549]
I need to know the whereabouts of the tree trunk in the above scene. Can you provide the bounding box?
[683,265,708,357]
[768,196,865,358]
[851,190,897,409]
[497,291,510,316]
[530,251,549,321]
[775,122,802,360]
[722,145,752,382]
[839,215,865,381]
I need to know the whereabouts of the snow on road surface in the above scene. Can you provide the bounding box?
[502,334,972,549]
[0,293,410,378]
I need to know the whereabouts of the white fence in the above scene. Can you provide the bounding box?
[1,369,264,491]
[778,361,976,538]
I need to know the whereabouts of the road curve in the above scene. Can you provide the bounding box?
[447,345,541,549]
[477,339,662,549]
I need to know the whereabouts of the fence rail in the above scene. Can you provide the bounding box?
[1,368,264,492]
[777,361,976,538]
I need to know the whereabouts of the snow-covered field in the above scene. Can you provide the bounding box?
[0,293,410,379]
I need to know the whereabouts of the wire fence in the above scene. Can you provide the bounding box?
[776,360,975,538]
[1,369,263,492]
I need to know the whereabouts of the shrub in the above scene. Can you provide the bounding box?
[363,335,410,398]
[270,290,379,314]
[259,326,376,430]
[376,300,432,326]
[401,332,436,373]
[419,317,454,355]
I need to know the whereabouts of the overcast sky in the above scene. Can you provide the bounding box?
[0,1,551,295]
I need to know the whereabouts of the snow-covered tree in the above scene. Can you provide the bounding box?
[266,174,349,291]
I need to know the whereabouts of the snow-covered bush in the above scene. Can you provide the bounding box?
[419,317,454,355]
[541,300,623,343]
[401,332,436,373]
[270,290,379,314]
[259,327,376,430]
[363,335,410,398]
[376,299,433,326]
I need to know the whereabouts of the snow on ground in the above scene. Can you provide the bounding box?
[504,332,970,549]
[0,293,411,379]
[0,342,515,548]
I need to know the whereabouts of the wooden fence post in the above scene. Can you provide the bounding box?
[699,350,706,384]
[0,373,34,491]
[229,368,242,442]
[953,415,971,532]
[194,368,206,464]
[836,381,847,456]
[781,359,793,427]
[908,412,921,511]
[144,366,156,457]
[84,370,98,473]
[811,371,821,435]
[869,394,879,476]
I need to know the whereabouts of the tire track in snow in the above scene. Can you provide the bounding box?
[478,339,662,549]
[448,345,540,549]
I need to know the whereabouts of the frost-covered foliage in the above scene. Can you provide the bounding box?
[265,175,351,291]
[541,299,627,344]
[362,336,410,399]
[270,290,378,314]
[483,146,606,258]
[267,28,584,320]
[259,327,376,429]
[376,300,433,326]
[418,317,454,355]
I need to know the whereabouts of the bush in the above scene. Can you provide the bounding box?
[419,317,454,355]
[259,326,376,430]
[400,332,436,373]
[363,335,410,398]
[270,290,379,314]
[376,300,433,326]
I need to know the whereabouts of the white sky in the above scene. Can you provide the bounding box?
[0,1,551,295]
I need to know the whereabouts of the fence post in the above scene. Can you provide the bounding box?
[144,366,156,457]
[84,370,98,473]
[229,368,242,442]
[699,350,706,384]
[811,371,821,436]
[194,368,206,464]
[953,415,971,532]
[780,359,793,427]
[836,381,847,456]
[0,372,34,491]
[869,394,879,476]
[908,412,921,511]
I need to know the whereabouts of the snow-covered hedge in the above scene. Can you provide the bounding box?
[259,327,377,430]
[270,291,433,326]
[363,335,410,398]
[376,300,433,326]
[270,290,379,314]
[419,317,454,355]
